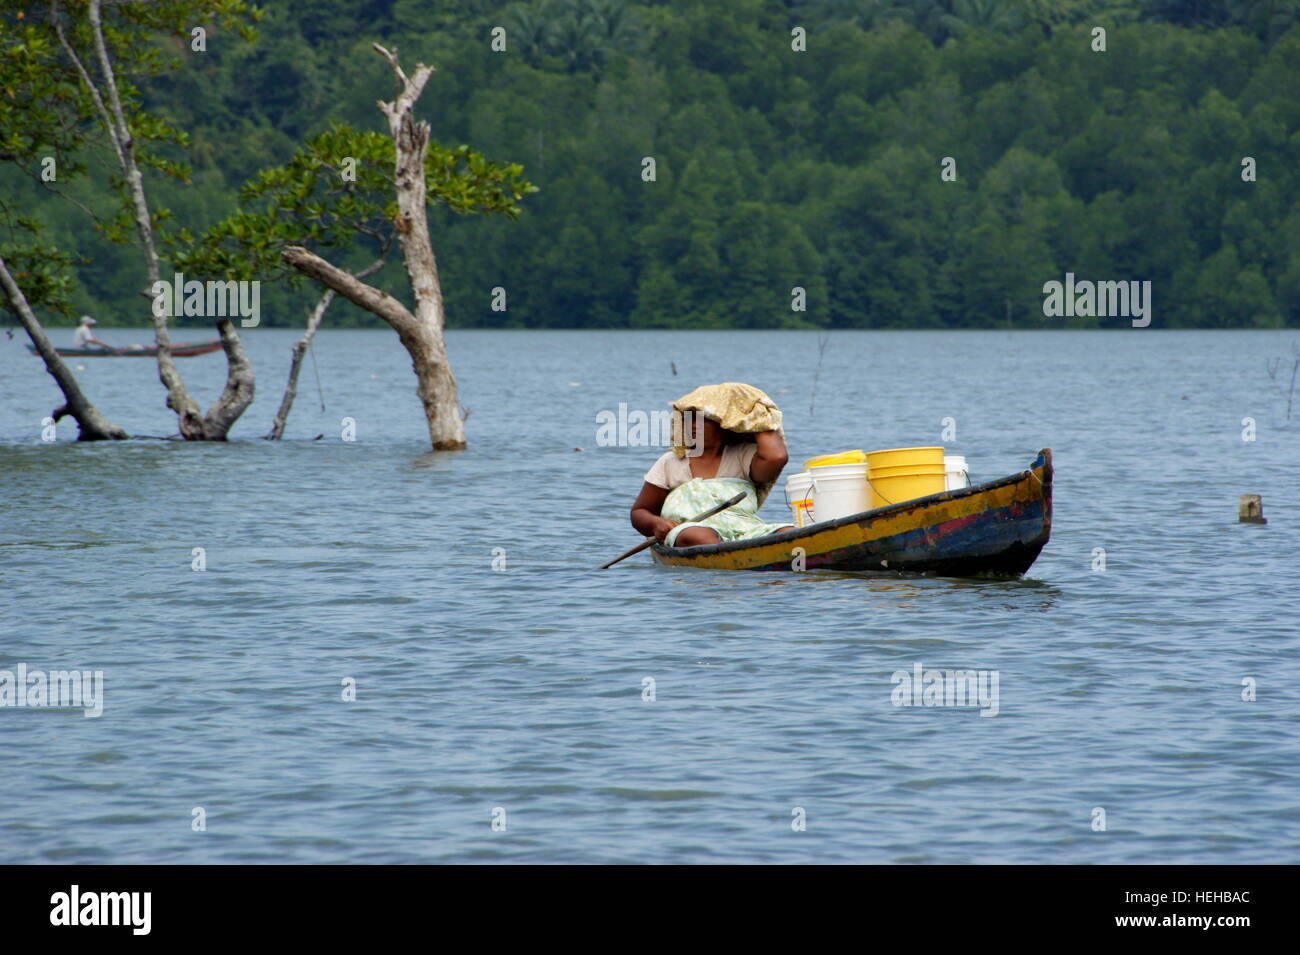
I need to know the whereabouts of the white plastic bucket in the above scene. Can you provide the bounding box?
[784,472,815,527]
[808,462,871,522]
[944,455,969,491]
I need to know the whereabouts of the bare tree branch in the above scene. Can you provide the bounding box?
[265,256,386,440]
[282,245,415,330]
[79,0,205,435]
[0,253,127,440]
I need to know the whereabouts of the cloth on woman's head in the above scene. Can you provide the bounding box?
[669,382,785,507]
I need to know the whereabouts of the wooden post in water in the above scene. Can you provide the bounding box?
[1238,494,1267,524]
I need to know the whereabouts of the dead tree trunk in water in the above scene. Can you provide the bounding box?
[0,255,126,440]
[64,0,255,440]
[265,257,385,440]
[282,244,465,449]
[205,318,256,438]
[280,45,467,451]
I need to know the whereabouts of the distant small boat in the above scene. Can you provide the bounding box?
[28,340,223,358]
[651,449,1053,577]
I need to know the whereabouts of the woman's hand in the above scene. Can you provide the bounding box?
[631,482,672,539]
[652,518,678,543]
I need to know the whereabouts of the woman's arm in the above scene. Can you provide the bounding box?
[749,430,789,484]
[631,482,677,542]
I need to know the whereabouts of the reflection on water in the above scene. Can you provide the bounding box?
[657,562,1063,616]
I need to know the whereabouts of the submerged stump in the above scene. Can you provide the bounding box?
[1238,494,1267,524]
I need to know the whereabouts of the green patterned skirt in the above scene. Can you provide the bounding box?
[661,477,790,548]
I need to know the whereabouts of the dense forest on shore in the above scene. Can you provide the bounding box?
[5,0,1300,330]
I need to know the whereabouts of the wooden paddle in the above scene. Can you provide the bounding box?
[598,491,747,570]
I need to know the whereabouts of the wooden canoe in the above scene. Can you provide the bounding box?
[28,340,223,358]
[651,448,1053,577]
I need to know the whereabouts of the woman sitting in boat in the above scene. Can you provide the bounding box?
[631,383,795,548]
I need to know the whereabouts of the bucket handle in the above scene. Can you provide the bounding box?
[864,472,895,507]
[786,478,816,522]
[866,467,970,503]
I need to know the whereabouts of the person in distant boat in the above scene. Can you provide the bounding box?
[73,316,111,350]
[631,411,794,548]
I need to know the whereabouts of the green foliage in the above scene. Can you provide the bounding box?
[1,220,83,319]
[4,0,1300,329]
[0,0,262,319]
[505,0,647,72]
[175,123,536,283]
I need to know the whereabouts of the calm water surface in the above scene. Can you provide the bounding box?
[1,328,1297,863]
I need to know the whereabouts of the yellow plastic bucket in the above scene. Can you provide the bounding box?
[866,446,946,508]
[804,449,866,470]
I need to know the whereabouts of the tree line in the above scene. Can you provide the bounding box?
[5,0,1300,341]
